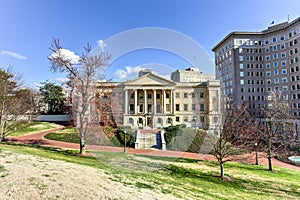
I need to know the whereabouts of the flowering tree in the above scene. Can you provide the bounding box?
[49,38,110,154]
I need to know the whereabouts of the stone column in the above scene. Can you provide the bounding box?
[153,89,156,114]
[163,89,166,114]
[172,89,176,114]
[124,89,128,114]
[134,89,137,114]
[144,89,147,113]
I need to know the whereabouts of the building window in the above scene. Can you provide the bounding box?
[266,71,271,77]
[274,78,279,84]
[272,37,277,43]
[166,104,170,112]
[192,104,196,111]
[280,36,285,41]
[176,93,180,98]
[157,104,161,113]
[199,92,204,98]
[183,93,188,98]
[176,104,180,111]
[239,56,243,61]
[265,55,270,61]
[282,69,287,74]
[139,104,143,112]
[281,61,286,66]
[274,69,278,75]
[273,46,277,51]
[156,93,160,99]
[148,104,152,113]
[273,54,278,59]
[183,117,188,122]
[176,117,180,122]
[184,104,188,111]
[191,93,195,98]
[129,104,134,113]
[282,77,288,83]
[265,47,269,53]
[281,52,286,58]
[273,61,278,67]
[240,79,244,85]
[129,118,134,124]
[166,92,170,98]
[200,104,205,112]
[240,63,243,69]
[240,72,244,77]
[148,93,152,99]
[266,63,270,68]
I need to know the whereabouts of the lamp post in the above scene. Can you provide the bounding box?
[124,130,127,153]
[255,142,258,165]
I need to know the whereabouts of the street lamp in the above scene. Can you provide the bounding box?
[124,130,127,153]
[255,142,258,165]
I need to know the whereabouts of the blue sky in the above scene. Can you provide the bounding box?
[1,0,300,87]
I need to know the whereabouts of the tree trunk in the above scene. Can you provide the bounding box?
[220,163,224,178]
[79,132,86,154]
[268,156,273,171]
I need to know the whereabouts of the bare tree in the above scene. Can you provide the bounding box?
[211,103,257,178]
[0,67,21,141]
[49,38,110,154]
[10,89,36,130]
[254,92,296,171]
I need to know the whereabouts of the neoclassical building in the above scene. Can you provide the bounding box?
[97,69,221,135]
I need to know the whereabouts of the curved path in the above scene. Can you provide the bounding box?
[5,125,300,171]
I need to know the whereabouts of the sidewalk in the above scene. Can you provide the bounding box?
[6,126,300,171]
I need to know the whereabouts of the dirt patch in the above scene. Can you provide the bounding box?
[0,149,180,200]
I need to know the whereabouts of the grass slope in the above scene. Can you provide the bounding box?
[44,127,80,143]
[0,143,300,200]
[7,122,56,137]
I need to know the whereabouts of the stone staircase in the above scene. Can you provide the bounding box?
[135,129,166,150]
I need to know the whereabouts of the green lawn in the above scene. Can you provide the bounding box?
[44,127,79,143]
[7,122,56,137]
[1,143,300,200]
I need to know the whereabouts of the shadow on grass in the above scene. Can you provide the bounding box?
[1,142,79,157]
[165,164,300,199]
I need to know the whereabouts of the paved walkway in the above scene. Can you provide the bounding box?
[5,125,300,171]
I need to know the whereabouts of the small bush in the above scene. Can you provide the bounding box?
[113,127,136,148]
[164,126,208,153]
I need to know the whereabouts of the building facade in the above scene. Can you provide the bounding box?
[97,70,221,134]
[212,17,300,120]
[171,67,215,82]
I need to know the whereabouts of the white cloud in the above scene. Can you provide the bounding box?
[114,66,171,81]
[0,50,27,60]
[49,48,80,65]
[114,66,143,80]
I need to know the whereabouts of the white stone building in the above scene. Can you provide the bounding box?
[97,70,221,135]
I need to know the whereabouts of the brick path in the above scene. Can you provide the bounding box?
[5,125,300,171]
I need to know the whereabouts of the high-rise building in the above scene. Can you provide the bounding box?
[212,17,300,120]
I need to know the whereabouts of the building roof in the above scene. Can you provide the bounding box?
[212,17,300,52]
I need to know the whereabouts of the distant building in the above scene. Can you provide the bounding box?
[171,67,215,82]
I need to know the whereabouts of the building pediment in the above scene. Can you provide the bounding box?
[125,73,175,87]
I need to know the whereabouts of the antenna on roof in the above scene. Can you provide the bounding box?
[288,15,290,23]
